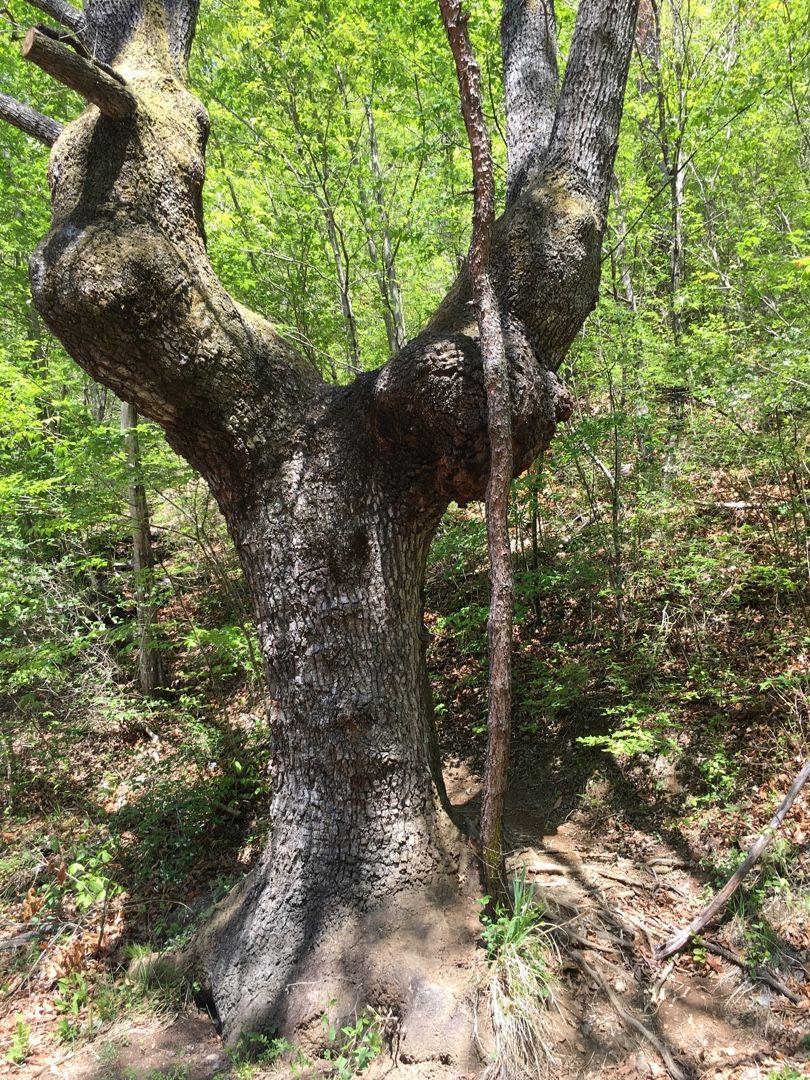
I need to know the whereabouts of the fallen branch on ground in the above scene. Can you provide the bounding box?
[702,939,800,1004]
[655,758,810,961]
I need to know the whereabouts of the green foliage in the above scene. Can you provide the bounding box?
[320,1000,385,1078]
[6,1016,31,1065]
[577,703,680,760]
[480,874,558,1079]
[226,1030,298,1077]
[481,872,552,963]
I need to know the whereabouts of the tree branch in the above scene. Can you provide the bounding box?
[23,0,84,35]
[655,758,810,960]
[501,0,559,206]
[548,0,639,207]
[21,26,135,119]
[0,90,62,145]
[27,0,318,501]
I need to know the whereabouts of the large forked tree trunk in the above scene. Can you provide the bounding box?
[5,0,639,1056]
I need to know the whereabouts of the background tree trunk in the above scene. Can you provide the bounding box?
[121,401,163,696]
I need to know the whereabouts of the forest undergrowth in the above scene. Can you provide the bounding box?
[1,434,809,1078]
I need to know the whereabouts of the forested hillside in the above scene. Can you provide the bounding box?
[0,0,808,1077]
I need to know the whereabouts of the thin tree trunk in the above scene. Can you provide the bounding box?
[439,0,513,907]
[121,402,163,696]
[364,97,407,352]
[610,175,637,310]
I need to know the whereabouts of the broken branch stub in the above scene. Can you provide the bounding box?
[21,27,135,120]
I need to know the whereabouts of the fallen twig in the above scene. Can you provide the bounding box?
[655,758,810,960]
[570,949,687,1080]
[702,939,800,1005]
[650,959,675,1005]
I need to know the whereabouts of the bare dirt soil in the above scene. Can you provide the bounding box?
[15,754,807,1080]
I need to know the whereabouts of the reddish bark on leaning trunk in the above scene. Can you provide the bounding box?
[439,0,513,906]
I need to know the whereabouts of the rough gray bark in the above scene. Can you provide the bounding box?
[501,0,558,206]
[121,401,164,696]
[8,0,639,1050]
[549,0,639,207]
[0,90,62,146]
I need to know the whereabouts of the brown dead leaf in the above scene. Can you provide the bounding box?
[22,887,43,920]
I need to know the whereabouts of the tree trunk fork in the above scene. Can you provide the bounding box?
[1,0,641,1048]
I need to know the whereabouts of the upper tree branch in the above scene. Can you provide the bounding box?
[82,0,200,73]
[501,0,559,206]
[549,0,639,207]
[23,0,84,35]
[24,0,318,506]
[0,91,62,145]
[22,27,135,119]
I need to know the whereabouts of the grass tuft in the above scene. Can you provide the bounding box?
[480,871,559,1080]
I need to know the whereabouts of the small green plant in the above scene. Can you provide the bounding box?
[320,1000,385,1078]
[578,703,679,759]
[479,872,558,1079]
[6,1015,32,1065]
[226,1030,299,1079]
[41,841,121,914]
[690,938,707,967]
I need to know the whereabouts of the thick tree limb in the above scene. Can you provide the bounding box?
[0,90,62,145]
[23,0,84,34]
[83,0,200,73]
[549,0,639,205]
[21,27,135,118]
[439,0,513,904]
[501,0,558,205]
[656,759,810,960]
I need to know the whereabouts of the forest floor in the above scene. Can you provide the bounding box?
[2,729,808,1079]
[2,497,810,1078]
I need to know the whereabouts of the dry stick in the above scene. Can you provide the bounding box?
[702,939,800,1005]
[0,90,62,145]
[571,950,687,1080]
[438,0,514,907]
[21,27,135,120]
[656,758,810,961]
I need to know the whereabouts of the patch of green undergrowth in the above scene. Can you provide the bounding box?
[226,1030,301,1078]
[480,872,558,1080]
[320,999,386,1078]
[6,1015,32,1065]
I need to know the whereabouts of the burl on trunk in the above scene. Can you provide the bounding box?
[4,0,638,1055]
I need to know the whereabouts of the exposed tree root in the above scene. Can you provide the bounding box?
[569,949,688,1080]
